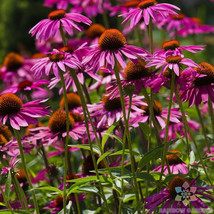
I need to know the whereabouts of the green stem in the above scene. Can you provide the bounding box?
[148,19,153,54]
[118,95,133,214]
[101,4,109,29]
[40,144,54,186]
[141,86,162,146]
[159,72,176,181]
[0,184,14,214]
[70,69,110,212]
[13,174,29,211]
[196,105,210,152]
[59,25,67,46]
[208,97,214,136]
[13,129,40,214]
[113,63,140,212]
[74,194,81,214]
[59,69,73,214]
[175,90,212,185]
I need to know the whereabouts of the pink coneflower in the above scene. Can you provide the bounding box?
[157,13,191,36]
[83,29,150,73]
[89,70,118,92]
[0,53,35,88]
[107,60,152,98]
[153,150,188,175]
[160,119,200,141]
[178,17,214,37]
[31,109,86,146]
[29,9,92,41]
[31,49,81,79]
[130,101,180,128]
[204,146,214,161]
[85,23,106,45]
[0,93,50,130]
[120,0,180,28]
[110,0,140,16]
[154,40,205,57]
[44,0,73,10]
[1,79,49,96]
[88,94,146,128]
[144,176,214,214]
[1,155,20,174]
[146,54,199,76]
[180,62,214,106]
[71,0,111,18]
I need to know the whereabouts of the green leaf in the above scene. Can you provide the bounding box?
[5,171,11,200]
[97,150,113,165]
[58,201,72,214]
[67,175,112,184]
[68,144,101,155]
[137,140,176,171]
[137,145,164,171]
[32,186,63,194]
[78,186,99,194]
[139,123,150,137]
[110,149,140,156]
[102,122,118,150]
[0,202,5,207]
[103,133,123,144]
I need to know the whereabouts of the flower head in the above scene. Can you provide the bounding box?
[29,9,92,41]
[146,54,199,76]
[153,150,188,175]
[83,29,150,73]
[0,93,50,130]
[180,63,214,106]
[120,0,180,28]
[31,49,81,79]
[144,176,214,214]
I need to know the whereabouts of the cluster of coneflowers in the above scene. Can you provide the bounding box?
[0,0,214,213]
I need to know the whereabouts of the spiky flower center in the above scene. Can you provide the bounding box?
[66,173,78,180]
[58,46,75,54]
[48,109,75,134]
[59,93,81,111]
[0,134,8,146]
[0,93,23,116]
[124,0,140,8]
[49,53,65,62]
[86,24,106,39]
[3,53,23,71]
[102,95,122,112]
[166,150,183,165]
[48,9,66,20]
[82,154,106,175]
[53,195,64,208]
[0,124,12,142]
[124,60,150,81]
[99,70,111,78]
[70,112,84,123]
[99,29,127,51]
[171,13,185,20]
[194,62,214,86]
[18,81,33,90]
[162,40,180,51]
[166,56,182,64]
[168,176,190,199]
[31,53,46,59]
[15,168,29,183]
[141,100,163,116]
[137,0,157,9]
[192,17,202,25]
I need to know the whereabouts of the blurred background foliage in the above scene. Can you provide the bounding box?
[0,0,214,63]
